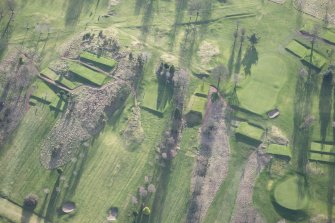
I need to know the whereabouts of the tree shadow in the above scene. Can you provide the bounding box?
[148,161,172,223]
[45,175,62,222]
[37,193,49,222]
[168,0,188,49]
[327,81,335,223]
[319,72,333,144]
[140,0,156,42]
[292,70,317,182]
[241,45,258,75]
[235,33,245,74]
[198,0,213,39]
[134,0,146,15]
[228,30,238,76]
[156,80,174,111]
[179,26,198,68]
[64,0,94,26]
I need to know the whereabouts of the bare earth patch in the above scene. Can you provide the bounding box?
[230,149,270,223]
[295,0,335,24]
[197,41,220,65]
[187,87,230,223]
[40,31,144,169]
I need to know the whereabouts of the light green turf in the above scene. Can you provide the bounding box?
[187,95,208,115]
[286,40,326,69]
[56,76,78,90]
[321,30,335,43]
[235,122,264,141]
[30,79,65,111]
[286,40,308,58]
[41,68,59,81]
[237,55,288,115]
[309,152,335,163]
[194,82,210,98]
[310,142,335,154]
[80,52,117,69]
[274,176,308,210]
[68,62,109,86]
[266,144,292,157]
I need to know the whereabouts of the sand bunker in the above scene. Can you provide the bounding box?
[107,207,118,221]
[62,202,76,213]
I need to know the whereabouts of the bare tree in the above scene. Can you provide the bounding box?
[7,0,16,13]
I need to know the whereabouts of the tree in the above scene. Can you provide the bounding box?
[23,194,38,210]
[247,33,260,46]
[212,64,227,89]
[7,0,16,12]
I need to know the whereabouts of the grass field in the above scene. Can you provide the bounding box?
[80,52,117,70]
[1,0,335,222]
[286,40,327,69]
[266,144,292,157]
[235,122,264,141]
[237,55,288,115]
[30,79,66,111]
[274,175,309,210]
[68,62,109,86]
[310,142,335,154]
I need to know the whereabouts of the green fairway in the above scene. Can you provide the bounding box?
[80,52,117,69]
[1,0,335,222]
[237,55,288,115]
[68,62,109,86]
[274,175,308,210]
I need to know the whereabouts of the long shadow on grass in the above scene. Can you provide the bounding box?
[45,175,61,222]
[140,0,155,42]
[292,70,317,190]
[134,0,146,15]
[168,0,188,49]
[65,0,95,26]
[37,194,50,221]
[319,72,333,144]
[235,32,245,74]
[61,147,90,202]
[241,45,258,75]
[179,26,198,68]
[20,209,33,223]
[156,79,174,111]
[198,0,213,39]
[227,28,239,76]
[148,162,172,223]
[327,81,335,223]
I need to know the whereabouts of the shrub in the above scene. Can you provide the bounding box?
[23,194,39,210]
[142,207,151,215]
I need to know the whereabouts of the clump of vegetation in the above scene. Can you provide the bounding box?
[23,194,39,210]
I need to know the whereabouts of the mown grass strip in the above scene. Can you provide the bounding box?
[68,62,109,86]
[266,144,292,157]
[80,52,117,69]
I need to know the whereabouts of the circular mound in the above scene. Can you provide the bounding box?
[107,207,118,221]
[62,201,76,213]
[274,176,308,210]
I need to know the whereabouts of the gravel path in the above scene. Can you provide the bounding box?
[230,149,270,223]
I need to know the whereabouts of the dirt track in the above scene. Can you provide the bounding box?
[230,149,270,223]
[187,87,230,223]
